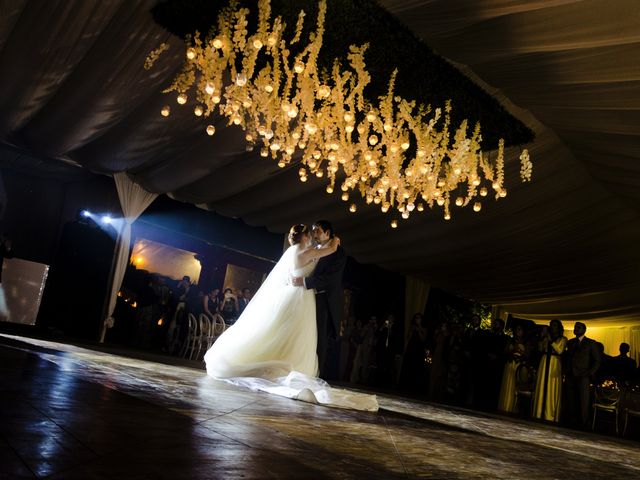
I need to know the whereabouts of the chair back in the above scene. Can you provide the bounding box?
[515,362,536,395]
[211,313,226,335]
[187,313,198,333]
[198,313,211,336]
[594,380,622,407]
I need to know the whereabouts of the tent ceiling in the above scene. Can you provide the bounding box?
[1,0,639,325]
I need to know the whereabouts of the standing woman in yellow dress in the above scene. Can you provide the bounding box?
[532,319,567,422]
[497,324,527,413]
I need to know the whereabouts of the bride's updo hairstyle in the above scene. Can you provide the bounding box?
[288,224,308,246]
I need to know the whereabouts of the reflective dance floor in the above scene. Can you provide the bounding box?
[1,333,639,479]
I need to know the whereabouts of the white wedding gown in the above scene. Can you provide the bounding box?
[204,244,378,412]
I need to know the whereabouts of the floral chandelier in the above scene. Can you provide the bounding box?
[146,0,532,227]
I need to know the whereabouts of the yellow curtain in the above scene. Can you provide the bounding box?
[404,276,430,342]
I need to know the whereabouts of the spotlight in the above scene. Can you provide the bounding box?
[101,215,112,224]
[81,210,91,217]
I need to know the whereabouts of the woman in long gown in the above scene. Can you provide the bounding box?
[497,325,527,413]
[532,319,567,422]
[204,224,378,411]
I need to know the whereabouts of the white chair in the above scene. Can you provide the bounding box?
[211,313,227,339]
[180,313,198,359]
[592,380,622,435]
[192,314,213,360]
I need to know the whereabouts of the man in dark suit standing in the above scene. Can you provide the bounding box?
[565,321,601,429]
[291,220,346,378]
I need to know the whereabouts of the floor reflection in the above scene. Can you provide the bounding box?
[1,333,639,479]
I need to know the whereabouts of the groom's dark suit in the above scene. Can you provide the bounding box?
[304,245,346,377]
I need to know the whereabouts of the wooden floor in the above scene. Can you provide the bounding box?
[1,333,639,479]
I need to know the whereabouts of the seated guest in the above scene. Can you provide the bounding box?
[610,342,637,384]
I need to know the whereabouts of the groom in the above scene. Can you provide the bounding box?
[291,220,346,378]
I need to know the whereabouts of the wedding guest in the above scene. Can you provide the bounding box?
[445,323,467,403]
[498,324,528,413]
[203,287,221,318]
[565,321,601,429]
[400,313,428,392]
[486,318,509,409]
[135,274,157,348]
[165,275,192,354]
[220,287,239,325]
[376,314,403,387]
[351,316,378,384]
[429,322,451,402]
[532,319,567,422]
[610,342,637,384]
[594,342,613,384]
[463,314,489,408]
[238,288,252,315]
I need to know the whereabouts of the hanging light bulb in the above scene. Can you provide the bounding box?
[349,204,357,213]
[417,203,424,212]
[455,197,464,207]
[252,38,263,49]
[186,47,196,59]
[368,135,378,146]
[326,185,334,194]
[480,187,488,197]
[437,197,445,206]
[235,73,247,86]
[212,38,223,49]
[341,192,349,201]
[205,83,215,95]
[390,219,398,229]
[206,125,215,135]
[318,85,331,98]
[177,93,187,104]
[160,105,170,117]
[473,202,481,212]
[194,105,204,116]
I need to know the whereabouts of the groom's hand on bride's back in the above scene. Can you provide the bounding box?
[290,274,303,287]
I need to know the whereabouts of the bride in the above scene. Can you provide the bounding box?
[204,224,378,411]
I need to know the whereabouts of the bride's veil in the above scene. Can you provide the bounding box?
[235,245,295,323]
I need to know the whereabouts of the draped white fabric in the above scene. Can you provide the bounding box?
[0,1,639,325]
[100,172,157,342]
